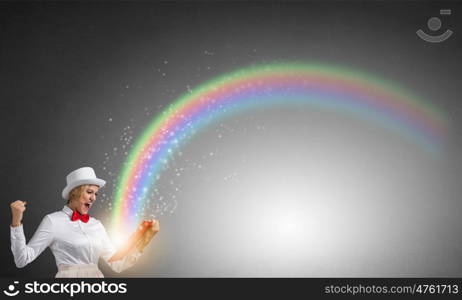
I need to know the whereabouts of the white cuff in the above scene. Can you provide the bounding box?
[10,224,25,240]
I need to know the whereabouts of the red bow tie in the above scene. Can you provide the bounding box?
[71,210,90,223]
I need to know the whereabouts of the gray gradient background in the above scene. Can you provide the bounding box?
[1,1,461,277]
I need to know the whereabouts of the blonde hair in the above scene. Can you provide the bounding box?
[67,184,91,204]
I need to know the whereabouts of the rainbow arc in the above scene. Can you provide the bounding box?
[110,62,448,236]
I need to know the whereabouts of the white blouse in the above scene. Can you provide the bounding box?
[10,205,140,273]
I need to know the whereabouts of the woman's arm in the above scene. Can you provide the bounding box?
[10,209,54,268]
[98,222,142,273]
[98,220,159,273]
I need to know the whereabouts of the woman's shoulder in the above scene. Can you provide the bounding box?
[89,218,110,233]
[41,210,66,226]
[89,217,107,229]
[46,209,68,219]
[89,216,102,224]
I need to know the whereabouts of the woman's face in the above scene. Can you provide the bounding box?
[70,185,99,214]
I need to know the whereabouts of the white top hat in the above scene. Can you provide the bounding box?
[62,167,106,200]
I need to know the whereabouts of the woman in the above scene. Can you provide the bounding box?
[10,167,159,277]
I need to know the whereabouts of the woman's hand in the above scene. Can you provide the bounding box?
[10,200,27,227]
[136,220,160,252]
[108,220,160,262]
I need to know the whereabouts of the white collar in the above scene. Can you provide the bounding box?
[62,205,73,217]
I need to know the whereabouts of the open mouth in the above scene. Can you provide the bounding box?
[84,203,91,208]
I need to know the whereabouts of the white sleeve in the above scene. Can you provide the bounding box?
[98,222,142,273]
[10,215,54,268]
